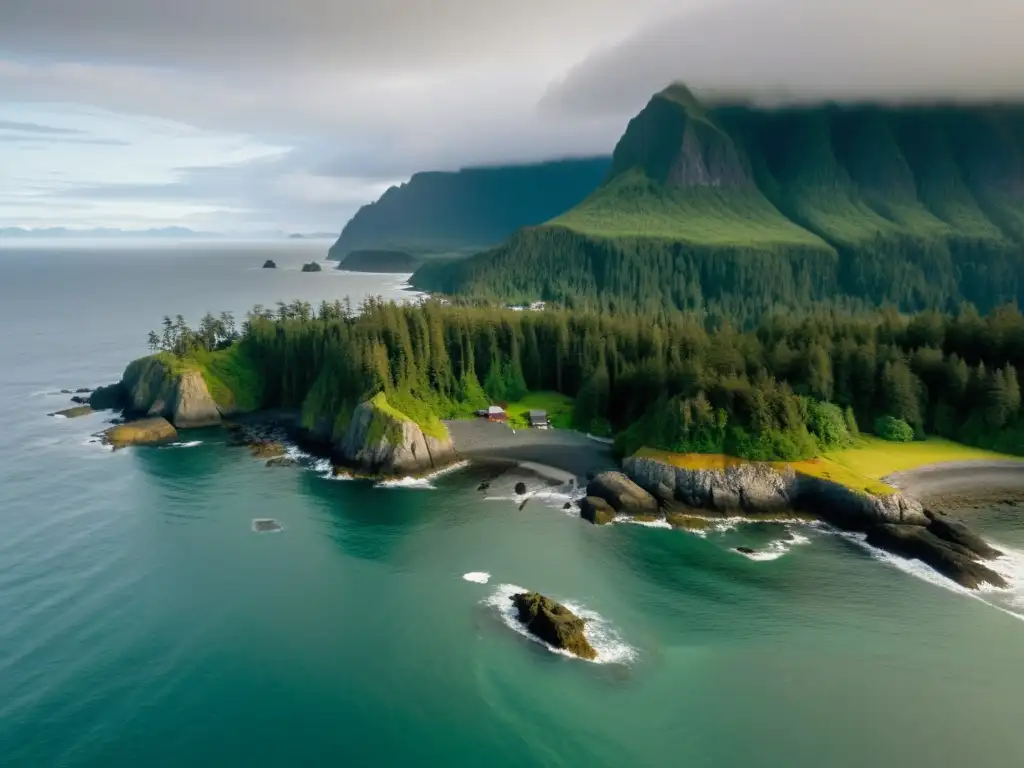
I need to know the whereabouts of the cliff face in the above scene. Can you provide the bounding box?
[329,157,611,259]
[339,394,457,476]
[119,357,226,428]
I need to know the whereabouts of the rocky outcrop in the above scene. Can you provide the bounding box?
[586,471,659,517]
[171,370,221,427]
[117,357,224,428]
[300,262,322,272]
[102,417,177,448]
[339,394,457,476]
[865,524,1006,590]
[50,405,93,418]
[89,383,126,411]
[510,592,596,660]
[622,454,1002,590]
[579,496,617,525]
[262,259,277,269]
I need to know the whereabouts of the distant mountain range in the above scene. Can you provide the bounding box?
[412,83,1024,318]
[328,157,611,260]
[0,226,219,239]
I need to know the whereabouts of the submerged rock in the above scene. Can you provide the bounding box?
[579,495,617,525]
[250,440,287,459]
[252,518,283,532]
[50,405,93,418]
[586,471,659,516]
[102,417,178,448]
[510,591,596,660]
[265,456,298,468]
[865,524,1006,590]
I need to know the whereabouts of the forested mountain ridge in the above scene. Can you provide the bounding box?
[328,157,611,259]
[412,85,1024,319]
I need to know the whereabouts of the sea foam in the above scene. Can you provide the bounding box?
[462,572,491,584]
[484,583,636,665]
[736,530,813,561]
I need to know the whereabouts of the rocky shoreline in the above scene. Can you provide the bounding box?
[583,457,1008,590]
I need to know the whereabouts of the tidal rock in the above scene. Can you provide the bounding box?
[579,495,617,525]
[339,394,456,476]
[586,471,658,516]
[514,481,527,495]
[925,510,1002,559]
[563,502,572,510]
[300,261,322,272]
[71,395,90,404]
[262,259,277,269]
[865,524,1006,590]
[50,405,93,418]
[75,388,93,394]
[60,389,72,394]
[477,480,491,491]
[265,456,298,468]
[250,441,287,459]
[736,546,757,555]
[102,417,177,448]
[510,592,596,660]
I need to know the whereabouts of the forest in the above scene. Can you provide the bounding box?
[150,298,1024,461]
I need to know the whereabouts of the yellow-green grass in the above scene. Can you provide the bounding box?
[158,344,262,413]
[504,391,574,430]
[635,438,1024,497]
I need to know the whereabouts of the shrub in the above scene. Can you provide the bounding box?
[874,415,914,442]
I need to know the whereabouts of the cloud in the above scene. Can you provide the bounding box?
[542,0,1024,118]
[0,119,83,134]
[0,134,130,146]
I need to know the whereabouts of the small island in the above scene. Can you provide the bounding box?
[511,591,596,660]
[337,249,421,273]
[300,261,322,272]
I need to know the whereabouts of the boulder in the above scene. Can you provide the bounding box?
[89,382,126,411]
[339,394,456,476]
[514,481,528,495]
[262,259,277,269]
[865,524,1006,590]
[102,417,177,448]
[586,471,659,516]
[510,592,596,660]
[71,395,90,404]
[265,456,298,468]
[579,496,617,525]
[250,441,287,459]
[925,511,1002,560]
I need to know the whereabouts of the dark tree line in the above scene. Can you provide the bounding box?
[158,299,1024,459]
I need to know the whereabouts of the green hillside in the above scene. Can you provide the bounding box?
[328,157,610,259]
[412,86,1024,318]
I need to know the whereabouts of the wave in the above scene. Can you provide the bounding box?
[462,572,491,584]
[164,440,202,449]
[612,515,673,530]
[836,530,1024,623]
[483,583,636,665]
[374,460,470,490]
[735,530,812,561]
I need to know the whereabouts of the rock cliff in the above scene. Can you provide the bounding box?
[339,393,457,476]
[115,357,225,428]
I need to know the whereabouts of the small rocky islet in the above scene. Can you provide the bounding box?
[510,591,597,660]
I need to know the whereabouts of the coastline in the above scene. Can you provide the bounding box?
[443,419,615,480]
[884,460,1024,505]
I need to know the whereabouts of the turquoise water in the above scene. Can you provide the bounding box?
[2,244,1024,767]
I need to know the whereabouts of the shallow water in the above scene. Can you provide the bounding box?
[2,244,1024,767]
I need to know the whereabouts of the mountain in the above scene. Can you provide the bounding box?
[412,85,1024,318]
[327,157,611,259]
[0,226,218,239]
[336,250,421,273]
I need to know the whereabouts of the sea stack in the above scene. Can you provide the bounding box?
[510,592,597,660]
[262,259,277,269]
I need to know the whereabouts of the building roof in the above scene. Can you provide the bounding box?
[528,410,548,422]
[487,405,505,414]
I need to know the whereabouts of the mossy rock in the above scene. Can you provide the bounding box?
[50,405,94,419]
[510,591,597,660]
[102,417,177,448]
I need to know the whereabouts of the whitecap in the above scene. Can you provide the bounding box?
[165,440,202,448]
[463,572,491,584]
[612,515,673,530]
[735,530,813,561]
[484,583,637,665]
[374,460,470,490]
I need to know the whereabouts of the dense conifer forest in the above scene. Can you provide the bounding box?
[151,299,1024,460]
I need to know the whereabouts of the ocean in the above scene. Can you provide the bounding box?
[1,242,1024,767]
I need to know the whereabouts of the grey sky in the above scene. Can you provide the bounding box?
[2,0,1022,232]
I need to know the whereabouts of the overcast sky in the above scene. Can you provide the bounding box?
[2,0,1022,233]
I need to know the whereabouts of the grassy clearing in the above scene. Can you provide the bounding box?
[504,391,575,430]
[635,437,1024,497]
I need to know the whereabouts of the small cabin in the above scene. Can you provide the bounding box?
[486,405,507,422]
[528,410,550,428]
